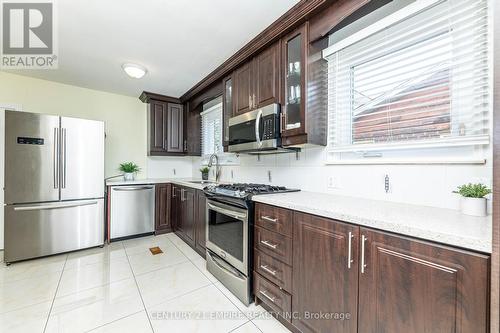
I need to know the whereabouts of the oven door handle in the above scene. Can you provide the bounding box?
[255,109,263,148]
[207,251,246,281]
[207,202,247,220]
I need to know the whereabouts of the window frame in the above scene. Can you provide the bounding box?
[322,0,491,165]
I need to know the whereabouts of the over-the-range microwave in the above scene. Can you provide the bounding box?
[228,103,281,153]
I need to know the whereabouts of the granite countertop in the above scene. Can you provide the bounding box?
[105,178,214,190]
[252,191,492,253]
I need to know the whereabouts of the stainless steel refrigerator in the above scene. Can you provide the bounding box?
[4,111,105,263]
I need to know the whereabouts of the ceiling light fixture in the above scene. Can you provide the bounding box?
[122,63,147,79]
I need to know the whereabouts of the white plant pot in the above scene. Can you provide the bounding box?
[460,197,487,217]
[123,172,135,181]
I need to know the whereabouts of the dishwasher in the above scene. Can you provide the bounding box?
[110,185,155,240]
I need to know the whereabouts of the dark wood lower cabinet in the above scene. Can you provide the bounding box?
[177,187,196,245]
[154,184,171,234]
[253,203,490,333]
[358,228,490,333]
[171,185,182,234]
[171,185,206,258]
[194,190,207,257]
[292,212,359,333]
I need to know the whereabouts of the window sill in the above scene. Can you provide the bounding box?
[324,158,486,165]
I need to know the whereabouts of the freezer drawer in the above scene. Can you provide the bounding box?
[110,185,155,239]
[4,199,104,263]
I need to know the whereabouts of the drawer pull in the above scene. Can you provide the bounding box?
[259,290,275,303]
[260,265,277,276]
[261,216,278,223]
[260,240,278,249]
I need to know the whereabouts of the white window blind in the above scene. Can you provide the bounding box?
[201,102,223,156]
[323,0,490,158]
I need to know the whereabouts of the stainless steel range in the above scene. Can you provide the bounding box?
[204,183,299,305]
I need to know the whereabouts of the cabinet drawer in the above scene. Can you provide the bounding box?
[255,226,292,265]
[254,273,292,320]
[255,249,292,292]
[255,204,293,237]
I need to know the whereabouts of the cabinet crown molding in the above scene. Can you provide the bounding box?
[139,91,181,104]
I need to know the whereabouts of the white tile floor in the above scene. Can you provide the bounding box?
[0,233,292,333]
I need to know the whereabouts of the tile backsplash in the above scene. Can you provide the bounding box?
[192,147,493,211]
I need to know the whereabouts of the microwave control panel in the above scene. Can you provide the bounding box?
[262,114,278,140]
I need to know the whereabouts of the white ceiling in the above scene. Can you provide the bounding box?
[5,0,300,98]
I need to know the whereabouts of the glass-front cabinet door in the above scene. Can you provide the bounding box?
[222,74,233,150]
[282,23,307,141]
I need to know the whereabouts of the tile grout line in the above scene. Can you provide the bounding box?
[167,234,264,331]
[81,310,145,333]
[228,320,264,333]
[42,254,69,333]
[124,241,156,333]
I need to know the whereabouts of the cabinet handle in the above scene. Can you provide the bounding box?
[280,112,285,133]
[259,290,275,303]
[261,216,278,223]
[249,95,252,109]
[361,235,367,274]
[253,94,256,108]
[260,265,277,276]
[181,189,185,201]
[347,232,354,269]
[260,240,278,249]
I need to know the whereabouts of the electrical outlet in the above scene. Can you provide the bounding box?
[384,174,390,193]
[327,176,336,189]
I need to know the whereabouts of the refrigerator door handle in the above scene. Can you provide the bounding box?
[13,201,98,211]
[61,128,67,189]
[53,127,59,189]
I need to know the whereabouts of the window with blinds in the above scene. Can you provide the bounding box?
[323,0,490,162]
[201,101,223,156]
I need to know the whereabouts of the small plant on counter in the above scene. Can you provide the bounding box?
[200,166,210,181]
[454,183,491,198]
[119,162,140,181]
[453,183,491,217]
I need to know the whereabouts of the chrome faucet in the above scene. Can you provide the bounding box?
[208,153,221,182]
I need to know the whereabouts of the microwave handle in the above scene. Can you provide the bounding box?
[255,109,263,148]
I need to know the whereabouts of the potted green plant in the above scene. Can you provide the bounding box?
[453,183,491,217]
[200,166,209,181]
[119,162,140,181]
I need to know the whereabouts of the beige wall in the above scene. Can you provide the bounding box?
[0,72,148,249]
[0,72,147,177]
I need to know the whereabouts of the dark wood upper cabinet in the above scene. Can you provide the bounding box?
[166,103,184,152]
[234,42,281,116]
[155,183,171,234]
[234,62,253,116]
[147,100,186,156]
[358,228,489,333]
[281,23,308,144]
[142,92,187,156]
[292,211,359,333]
[222,74,233,150]
[149,100,168,153]
[255,42,280,108]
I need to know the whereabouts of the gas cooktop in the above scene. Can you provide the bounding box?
[204,183,300,200]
